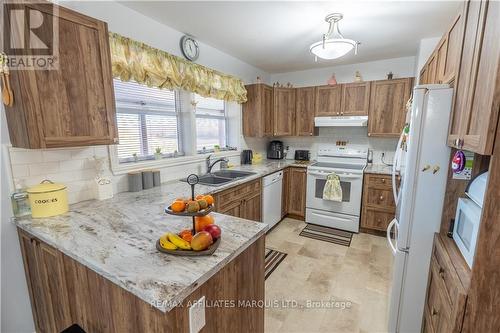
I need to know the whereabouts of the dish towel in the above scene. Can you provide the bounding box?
[323,173,342,202]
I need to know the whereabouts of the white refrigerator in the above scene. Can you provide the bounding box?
[387,85,453,333]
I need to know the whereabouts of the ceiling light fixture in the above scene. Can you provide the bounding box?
[310,13,359,61]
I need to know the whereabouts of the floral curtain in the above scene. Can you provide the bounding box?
[109,32,247,103]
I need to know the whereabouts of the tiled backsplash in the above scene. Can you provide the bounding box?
[8,146,107,204]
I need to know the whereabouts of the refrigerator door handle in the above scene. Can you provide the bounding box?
[387,218,398,255]
[392,131,404,203]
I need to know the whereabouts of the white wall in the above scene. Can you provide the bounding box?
[414,37,441,80]
[62,1,269,85]
[270,56,416,87]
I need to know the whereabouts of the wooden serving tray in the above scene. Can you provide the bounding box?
[156,237,221,256]
[164,205,213,217]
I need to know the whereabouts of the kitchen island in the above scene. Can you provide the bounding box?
[14,178,269,333]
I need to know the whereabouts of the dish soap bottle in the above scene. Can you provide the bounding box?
[11,180,31,217]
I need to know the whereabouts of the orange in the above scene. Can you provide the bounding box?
[171,200,186,213]
[179,229,193,243]
[194,214,215,232]
[203,195,214,205]
[195,194,204,200]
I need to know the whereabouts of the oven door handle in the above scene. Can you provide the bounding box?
[307,171,362,179]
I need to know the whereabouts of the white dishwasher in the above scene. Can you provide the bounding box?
[262,171,283,229]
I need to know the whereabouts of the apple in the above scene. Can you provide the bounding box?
[191,231,213,251]
[203,224,222,240]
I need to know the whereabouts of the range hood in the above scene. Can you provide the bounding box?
[314,116,368,127]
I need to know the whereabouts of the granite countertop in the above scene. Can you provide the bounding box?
[13,159,305,313]
[364,164,393,175]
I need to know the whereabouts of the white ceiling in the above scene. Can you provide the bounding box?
[120,1,461,73]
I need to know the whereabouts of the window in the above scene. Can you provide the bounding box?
[114,79,182,162]
[194,94,227,151]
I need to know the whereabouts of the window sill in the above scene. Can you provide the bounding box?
[109,149,241,175]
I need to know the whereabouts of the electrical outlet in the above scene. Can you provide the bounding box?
[189,296,206,333]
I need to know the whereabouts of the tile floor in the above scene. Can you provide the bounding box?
[265,218,394,333]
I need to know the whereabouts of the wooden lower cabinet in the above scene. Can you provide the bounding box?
[18,229,265,333]
[213,178,262,222]
[281,168,290,219]
[287,167,307,219]
[361,173,396,232]
[423,234,469,333]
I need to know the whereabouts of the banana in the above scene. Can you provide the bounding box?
[167,232,191,250]
[159,235,178,250]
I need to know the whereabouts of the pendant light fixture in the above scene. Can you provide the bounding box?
[310,13,359,61]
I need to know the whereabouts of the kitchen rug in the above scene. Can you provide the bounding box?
[299,224,353,247]
[265,248,287,280]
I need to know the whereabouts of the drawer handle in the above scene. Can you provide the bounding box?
[379,195,384,201]
[381,179,386,183]
[432,308,439,316]
[439,267,445,279]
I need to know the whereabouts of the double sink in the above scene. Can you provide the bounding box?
[181,170,256,186]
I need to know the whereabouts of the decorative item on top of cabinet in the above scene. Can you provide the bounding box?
[315,85,342,116]
[287,167,307,220]
[361,173,396,234]
[295,87,317,136]
[273,87,296,136]
[448,0,499,155]
[242,84,273,137]
[3,2,117,149]
[368,77,413,138]
[341,82,370,116]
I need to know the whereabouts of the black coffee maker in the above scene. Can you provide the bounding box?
[241,150,253,164]
[267,140,284,159]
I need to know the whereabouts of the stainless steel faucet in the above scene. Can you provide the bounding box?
[206,154,229,174]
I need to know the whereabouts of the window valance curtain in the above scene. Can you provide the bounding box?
[109,32,247,103]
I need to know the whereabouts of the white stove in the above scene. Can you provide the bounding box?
[306,145,368,232]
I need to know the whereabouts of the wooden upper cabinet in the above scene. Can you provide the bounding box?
[273,87,295,136]
[443,10,465,84]
[4,2,117,149]
[295,87,316,136]
[435,37,448,83]
[315,85,342,116]
[341,82,370,116]
[242,84,273,137]
[450,0,499,155]
[419,66,429,84]
[368,78,413,137]
[427,54,438,84]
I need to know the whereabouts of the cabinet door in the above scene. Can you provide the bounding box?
[443,10,465,83]
[6,2,117,148]
[462,0,500,154]
[435,37,448,83]
[420,66,428,84]
[273,88,295,136]
[295,87,316,136]
[427,54,438,83]
[241,192,262,222]
[282,168,290,218]
[361,207,394,231]
[18,232,51,333]
[315,85,342,116]
[341,82,370,116]
[262,85,274,137]
[449,0,485,148]
[242,84,273,137]
[287,167,306,218]
[368,78,413,137]
[219,201,242,218]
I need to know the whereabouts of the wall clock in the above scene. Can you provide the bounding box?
[180,35,199,61]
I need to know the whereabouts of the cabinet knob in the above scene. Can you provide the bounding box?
[310,132,313,136]
[336,112,340,115]
[379,195,384,201]
[381,179,386,183]
[340,112,344,115]
[432,308,439,316]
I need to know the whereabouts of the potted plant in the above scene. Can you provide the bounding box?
[132,153,138,162]
[154,147,162,160]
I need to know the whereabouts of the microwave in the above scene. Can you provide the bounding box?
[453,197,482,268]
